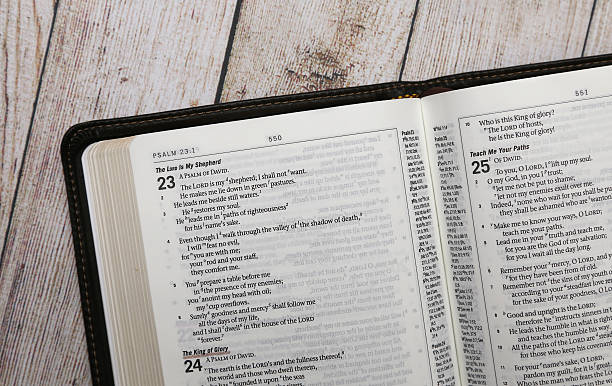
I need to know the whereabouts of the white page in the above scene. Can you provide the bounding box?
[129,99,458,385]
[422,65,612,386]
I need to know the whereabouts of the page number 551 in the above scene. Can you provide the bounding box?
[575,89,588,97]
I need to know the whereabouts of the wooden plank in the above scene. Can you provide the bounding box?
[402,0,595,80]
[0,1,56,251]
[0,1,236,384]
[583,0,612,56]
[219,0,418,102]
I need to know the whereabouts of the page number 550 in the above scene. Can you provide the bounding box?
[268,134,283,143]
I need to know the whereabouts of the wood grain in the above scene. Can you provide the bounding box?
[0,1,56,252]
[0,1,236,384]
[583,0,612,56]
[1,0,608,384]
[402,0,595,80]
[219,0,417,102]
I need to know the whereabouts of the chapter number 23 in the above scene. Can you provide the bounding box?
[157,175,175,190]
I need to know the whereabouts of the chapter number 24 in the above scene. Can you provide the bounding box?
[184,359,202,373]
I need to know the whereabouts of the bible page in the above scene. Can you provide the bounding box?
[422,65,612,386]
[129,99,459,385]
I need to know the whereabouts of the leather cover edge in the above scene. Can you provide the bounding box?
[61,53,612,385]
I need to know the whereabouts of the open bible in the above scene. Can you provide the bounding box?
[63,57,612,386]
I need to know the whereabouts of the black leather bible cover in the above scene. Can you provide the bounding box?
[61,53,612,385]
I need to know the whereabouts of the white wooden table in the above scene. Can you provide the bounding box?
[1,0,611,384]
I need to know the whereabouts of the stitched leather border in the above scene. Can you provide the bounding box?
[61,53,612,385]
